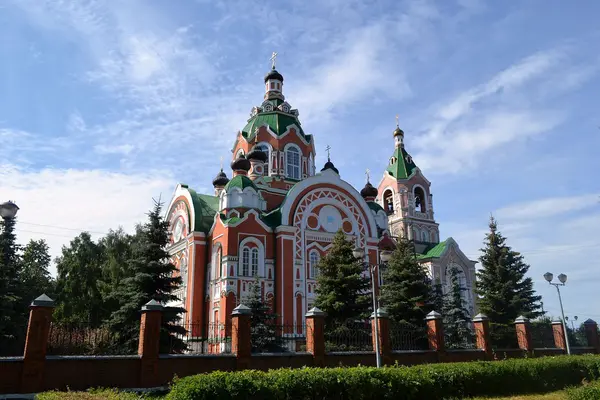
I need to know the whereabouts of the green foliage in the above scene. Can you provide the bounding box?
[0,215,26,353]
[53,232,107,326]
[476,217,543,325]
[37,388,160,399]
[314,230,370,326]
[379,237,431,327]
[247,274,283,352]
[167,355,600,400]
[107,199,186,354]
[21,239,55,303]
[443,266,473,348]
[566,379,600,400]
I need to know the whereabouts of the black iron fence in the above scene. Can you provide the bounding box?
[490,323,519,350]
[390,322,428,351]
[0,334,26,357]
[324,321,373,352]
[444,323,477,350]
[47,323,127,356]
[251,322,306,353]
[167,322,235,354]
[529,323,556,349]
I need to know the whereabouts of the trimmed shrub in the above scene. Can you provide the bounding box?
[167,355,600,400]
[566,380,600,400]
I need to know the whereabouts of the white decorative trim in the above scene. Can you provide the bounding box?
[166,184,196,232]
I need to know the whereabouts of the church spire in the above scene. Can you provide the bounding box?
[264,51,284,101]
[393,114,404,148]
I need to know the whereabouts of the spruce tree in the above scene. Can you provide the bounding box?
[379,237,431,328]
[246,275,280,352]
[21,239,54,307]
[430,281,445,315]
[442,266,473,348]
[0,215,26,355]
[108,200,186,354]
[314,230,370,326]
[477,216,543,324]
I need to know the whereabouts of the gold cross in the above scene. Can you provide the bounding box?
[270,51,278,69]
[365,168,370,183]
[325,145,331,160]
[395,114,399,128]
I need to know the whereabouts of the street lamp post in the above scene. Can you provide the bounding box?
[543,272,571,355]
[353,245,393,368]
[0,201,19,220]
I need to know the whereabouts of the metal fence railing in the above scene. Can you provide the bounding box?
[529,323,556,349]
[444,323,477,350]
[167,322,235,354]
[490,323,519,350]
[251,322,306,353]
[47,323,127,356]
[390,322,428,351]
[324,321,373,352]
[0,334,26,357]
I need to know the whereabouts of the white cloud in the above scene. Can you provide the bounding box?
[0,165,173,274]
[496,194,600,221]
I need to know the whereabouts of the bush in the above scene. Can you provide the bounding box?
[566,380,600,400]
[167,355,600,400]
[37,388,164,399]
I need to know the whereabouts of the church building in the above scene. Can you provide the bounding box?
[165,60,477,347]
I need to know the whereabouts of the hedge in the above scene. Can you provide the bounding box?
[566,380,600,400]
[167,355,600,400]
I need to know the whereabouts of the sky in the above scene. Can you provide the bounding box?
[1,0,599,323]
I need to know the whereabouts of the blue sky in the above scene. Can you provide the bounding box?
[1,0,599,323]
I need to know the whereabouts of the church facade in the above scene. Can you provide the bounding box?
[165,63,477,343]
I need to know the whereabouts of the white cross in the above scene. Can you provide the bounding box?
[325,145,331,160]
[220,156,223,170]
[270,51,278,69]
[365,168,371,183]
[395,114,399,127]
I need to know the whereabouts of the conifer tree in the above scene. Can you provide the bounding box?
[0,215,26,354]
[108,200,186,354]
[430,281,445,315]
[476,216,543,325]
[442,266,473,348]
[21,239,54,306]
[246,275,280,352]
[314,230,370,326]
[379,237,431,328]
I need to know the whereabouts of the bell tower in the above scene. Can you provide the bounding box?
[376,118,440,253]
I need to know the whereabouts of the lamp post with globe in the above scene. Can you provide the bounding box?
[0,201,20,267]
[352,245,393,368]
[543,272,571,355]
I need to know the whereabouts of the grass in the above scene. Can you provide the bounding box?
[36,388,165,399]
[474,392,567,400]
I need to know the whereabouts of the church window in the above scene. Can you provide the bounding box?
[251,248,259,276]
[254,143,270,173]
[308,154,314,176]
[421,230,430,242]
[414,186,427,213]
[309,250,320,278]
[383,190,394,214]
[282,104,289,112]
[241,248,250,276]
[264,104,273,112]
[286,146,301,180]
[270,82,275,90]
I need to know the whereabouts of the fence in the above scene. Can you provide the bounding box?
[167,322,235,354]
[250,322,306,353]
[324,321,373,352]
[490,323,520,350]
[46,323,129,356]
[390,322,428,351]
[529,323,556,349]
[444,323,477,350]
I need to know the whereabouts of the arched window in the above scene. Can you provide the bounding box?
[309,251,320,279]
[414,186,427,213]
[308,154,314,176]
[383,190,394,214]
[251,248,259,276]
[241,248,250,276]
[286,146,301,180]
[213,245,223,280]
[235,149,245,159]
[253,143,270,174]
[421,230,430,242]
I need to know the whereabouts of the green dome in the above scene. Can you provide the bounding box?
[224,175,258,191]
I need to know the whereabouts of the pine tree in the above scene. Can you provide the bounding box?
[430,281,445,315]
[108,200,186,354]
[0,215,26,355]
[21,239,54,306]
[379,237,431,328]
[442,266,473,348]
[314,230,371,327]
[477,216,543,324]
[246,275,280,352]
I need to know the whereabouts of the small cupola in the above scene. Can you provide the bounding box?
[219,175,265,212]
[360,181,378,202]
[231,155,251,177]
[393,116,405,148]
[212,168,230,196]
[264,52,284,101]
[247,149,268,179]
[321,159,339,175]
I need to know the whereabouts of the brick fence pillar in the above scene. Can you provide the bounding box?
[371,308,391,365]
[138,299,163,388]
[425,311,445,352]
[473,313,492,359]
[583,319,600,353]
[20,294,55,394]
[515,316,533,352]
[305,307,326,367]
[231,304,252,370]
[552,319,567,351]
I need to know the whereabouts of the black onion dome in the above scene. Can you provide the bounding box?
[393,127,404,137]
[264,68,284,83]
[360,182,378,199]
[231,155,251,171]
[212,169,229,187]
[321,160,339,175]
[247,149,268,163]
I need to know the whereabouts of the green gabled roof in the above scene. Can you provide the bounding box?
[386,146,417,179]
[219,214,242,225]
[187,189,219,233]
[242,111,311,142]
[261,208,282,228]
[367,201,384,213]
[224,175,258,191]
[416,239,449,260]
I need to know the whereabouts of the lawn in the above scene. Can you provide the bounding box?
[474,393,566,400]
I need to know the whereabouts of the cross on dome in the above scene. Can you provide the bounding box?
[270,51,278,69]
[395,114,399,128]
[325,145,331,160]
[365,168,371,183]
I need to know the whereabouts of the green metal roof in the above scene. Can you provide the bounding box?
[224,175,258,191]
[386,146,417,180]
[241,111,312,142]
[187,189,219,233]
[416,239,450,260]
[261,208,282,228]
[367,201,385,213]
